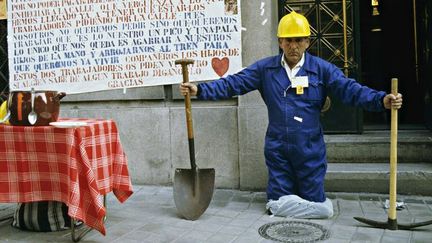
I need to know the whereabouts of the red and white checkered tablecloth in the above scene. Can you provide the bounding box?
[0,118,133,235]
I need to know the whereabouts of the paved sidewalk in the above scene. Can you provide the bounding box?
[1,185,432,242]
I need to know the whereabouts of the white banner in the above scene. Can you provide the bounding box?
[8,0,242,94]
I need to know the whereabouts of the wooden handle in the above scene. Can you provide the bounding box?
[389,78,398,220]
[175,59,196,170]
[391,78,398,96]
[176,59,195,140]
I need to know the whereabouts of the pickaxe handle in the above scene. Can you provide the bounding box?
[388,78,398,228]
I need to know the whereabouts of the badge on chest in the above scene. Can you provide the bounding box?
[291,76,309,95]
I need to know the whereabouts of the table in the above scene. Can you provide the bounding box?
[0,118,133,236]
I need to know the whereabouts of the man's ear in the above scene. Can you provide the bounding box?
[305,38,311,47]
[278,38,283,47]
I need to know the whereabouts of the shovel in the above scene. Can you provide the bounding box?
[354,78,432,230]
[173,59,215,220]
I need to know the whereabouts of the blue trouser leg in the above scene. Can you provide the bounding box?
[290,131,327,202]
[264,130,327,203]
[264,137,297,200]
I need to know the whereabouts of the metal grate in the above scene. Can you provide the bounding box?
[282,0,356,70]
[258,220,330,243]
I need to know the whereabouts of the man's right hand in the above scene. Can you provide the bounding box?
[179,83,198,96]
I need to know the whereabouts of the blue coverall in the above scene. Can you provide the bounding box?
[197,52,386,202]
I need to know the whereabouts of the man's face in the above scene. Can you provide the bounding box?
[279,37,310,68]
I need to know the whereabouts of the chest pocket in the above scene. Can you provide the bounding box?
[303,81,323,101]
[290,80,324,104]
[288,80,325,130]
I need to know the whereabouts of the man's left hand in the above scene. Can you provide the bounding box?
[383,93,403,109]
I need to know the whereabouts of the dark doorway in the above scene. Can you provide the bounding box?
[360,0,427,129]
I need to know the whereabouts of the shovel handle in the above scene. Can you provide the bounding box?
[175,59,196,170]
[389,78,398,221]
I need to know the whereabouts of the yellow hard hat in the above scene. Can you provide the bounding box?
[277,11,311,38]
[0,100,9,124]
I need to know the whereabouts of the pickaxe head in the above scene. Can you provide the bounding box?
[354,217,432,230]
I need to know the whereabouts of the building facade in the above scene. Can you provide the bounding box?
[0,0,431,189]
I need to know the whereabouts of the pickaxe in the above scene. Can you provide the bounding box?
[354,78,432,230]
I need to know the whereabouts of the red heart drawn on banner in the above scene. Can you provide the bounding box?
[211,57,230,77]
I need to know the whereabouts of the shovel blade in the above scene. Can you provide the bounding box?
[173,168,215,220]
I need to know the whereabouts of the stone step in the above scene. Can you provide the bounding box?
[326,163,432,195]
[325,130,432,163]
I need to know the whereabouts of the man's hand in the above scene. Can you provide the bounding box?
[383,93,403,109]
[179,83,198,96]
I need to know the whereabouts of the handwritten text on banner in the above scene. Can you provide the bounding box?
[8,0,242,94]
